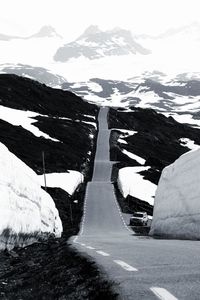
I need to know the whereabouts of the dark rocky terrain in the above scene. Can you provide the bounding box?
[0,74,98,177]
[109,107,200,215]
[0,74,117,299]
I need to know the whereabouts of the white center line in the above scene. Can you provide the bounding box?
[113,260,138,271]
[96,250,110,256]
[150,287,178,300]
[86,246,95,250]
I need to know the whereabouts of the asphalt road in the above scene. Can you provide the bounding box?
[71,107,200,300]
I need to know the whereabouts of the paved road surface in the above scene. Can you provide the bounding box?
[71,107,200,300]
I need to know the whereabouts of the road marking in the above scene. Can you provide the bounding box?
[86,246,95,250]
[113,260,138,271]
[96,251,110,257]
[150,287,178,300]
[80,243,86,246]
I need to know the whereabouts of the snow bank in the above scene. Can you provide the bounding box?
[117,167,156,205]
[38,171,83,195]
[150,148,200,239]
[0,142,62,250]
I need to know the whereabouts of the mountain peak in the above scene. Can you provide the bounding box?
[82,25,101,36]
[54,25,150,62]
[31,26,62,38]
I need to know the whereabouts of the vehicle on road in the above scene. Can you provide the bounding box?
[129,212,148,226]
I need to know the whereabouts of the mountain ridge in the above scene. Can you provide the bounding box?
[54,25,151,62]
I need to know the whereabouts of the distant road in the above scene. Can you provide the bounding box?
[71,107,200,300]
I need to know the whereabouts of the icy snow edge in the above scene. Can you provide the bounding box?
[150,148,200,240]
[0,142,62,250]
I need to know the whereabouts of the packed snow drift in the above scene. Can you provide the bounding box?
[117,167,156,205]
[150,148,200,239]
[0,142,62,250]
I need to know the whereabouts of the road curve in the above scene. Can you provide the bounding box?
[70,107,200,300]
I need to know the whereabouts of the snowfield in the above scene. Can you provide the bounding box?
[150,148,200,239]
[0,142,62,250]
[117,167,156,205]
[38,171,83,196]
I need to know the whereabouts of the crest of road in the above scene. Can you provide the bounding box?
[70,107,200,300]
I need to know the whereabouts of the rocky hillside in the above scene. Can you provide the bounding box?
[108,107,200,215]
[0,74,118,299]
[0,74,98,176]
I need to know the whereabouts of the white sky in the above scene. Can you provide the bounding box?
[1,0,200,41]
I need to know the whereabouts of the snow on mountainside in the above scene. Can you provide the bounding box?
[0,74,98,175]
[0,23,200,83]
[0,74,98,248]
[0,64,67,87]
[108,108,200,215]
[0,142,62,250]
[150,148,200,240]
[54,25,151,62]
[63,75,200,128]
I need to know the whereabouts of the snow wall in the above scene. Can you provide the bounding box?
[150,149,200,240]
[0,142,62,250]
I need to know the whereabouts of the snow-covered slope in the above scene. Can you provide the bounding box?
[0,74,98,248]
[0,63,67,88]
[54,25,150,62]
[0,142,62,250]
[109,107,200,215]
[150,148,200,240]
[63,76,200,128]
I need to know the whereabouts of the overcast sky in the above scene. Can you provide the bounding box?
[1,0,200,41]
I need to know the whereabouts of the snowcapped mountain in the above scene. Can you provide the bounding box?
[54,25,151,62]
[29,25,62,39]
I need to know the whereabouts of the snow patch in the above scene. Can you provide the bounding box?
[122,149,145,165]
[38,171,83,196]
[118,138,128,145]
[0,105,59,141]
[179,138,200,151]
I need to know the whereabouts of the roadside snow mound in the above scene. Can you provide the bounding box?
[117,167,156,205]
[0,142,62,250]
[150,148,200,239]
